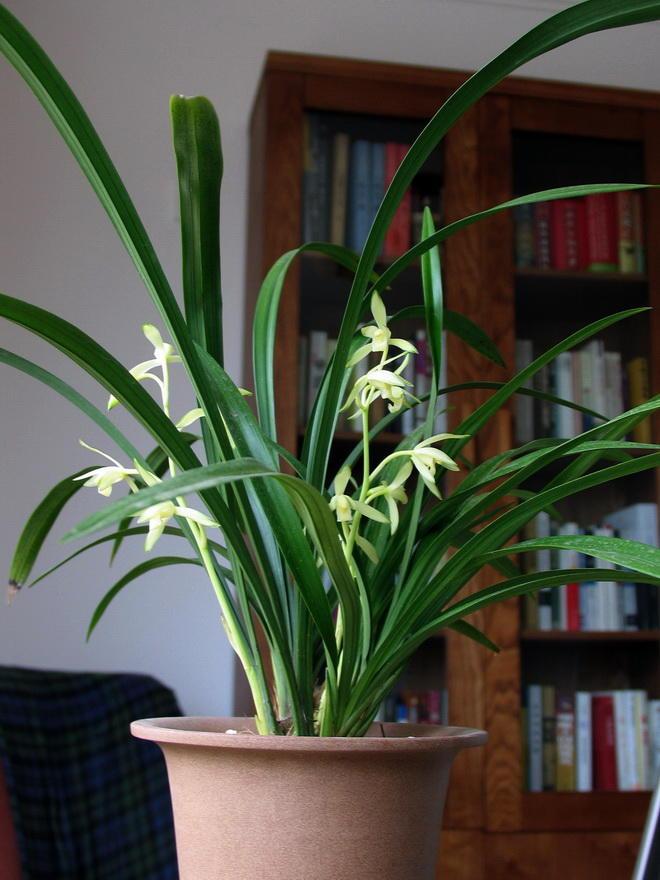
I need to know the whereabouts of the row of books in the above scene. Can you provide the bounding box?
[522,504,659,632]
[515,339,650,444]
[514,192,645,273]
[524,686,660,792]
[299,328,447,435]
[381,689,449,725]
[302,114,441,256]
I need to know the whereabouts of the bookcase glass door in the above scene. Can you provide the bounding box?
[512,129,660,798]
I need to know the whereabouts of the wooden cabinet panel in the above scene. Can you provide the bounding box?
[486,832,641,880]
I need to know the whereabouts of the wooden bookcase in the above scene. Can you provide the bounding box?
[243,51,660,879]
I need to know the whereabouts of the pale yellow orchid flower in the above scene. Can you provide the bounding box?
[329,466,388,526]
[74,440,138,496]
[348,292,417,368]
[409,434,464,499]
[367,461,412,534]
[107,324,181,410]
[137,500,219,551]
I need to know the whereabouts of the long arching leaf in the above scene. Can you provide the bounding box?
[86,556,202,640]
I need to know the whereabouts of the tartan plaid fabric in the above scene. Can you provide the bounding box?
[0,666,180,880]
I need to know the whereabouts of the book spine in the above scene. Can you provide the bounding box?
[631,191,646,273]
[307,330,328,418]
[634,691,650,790]
[614,690,635,790]
[542,685,557,790]
[348,140,372,252]
[649,700,660,786]
[616,190,637,273]
[626,357,652,443]
[592,694,617,791]
[576,691,593,791]
[527,684,543,792]
[555,692,575,791]
[534,202,552,269]
[298,335,309,426]
[514,204,535,268]
[551,199,580,270]
[585,193,618,271]
[382,143,411,258]
[515,339,534,444]
[369,142,385,257]
[330,132,350,245]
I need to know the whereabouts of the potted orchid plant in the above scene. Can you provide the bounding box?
[2,1,660,878]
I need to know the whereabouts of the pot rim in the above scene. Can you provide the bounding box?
[131,716,487,753]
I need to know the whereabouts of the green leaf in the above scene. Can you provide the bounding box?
[449,619,500,653]
[481,535,660,580]
[29,526,231,588]
[391,306,505,368]
[86,556,201,640]
[170,95,223,365]
[9,470,87,588]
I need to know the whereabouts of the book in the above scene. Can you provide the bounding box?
[558,522,580,632]
[542,685,557,790]
[631,190,646,272]
[307,330,328,418]
[533,202,552,269]
[616,190,637,273]
[555,692,575,791]
[535,512,553,631]
[592,693,617,791]
[514,204,535,268]
[369,142,386,256]
[614,690,636,790]
[348,139,372,252]
[527,684,543,792]
[515,339,534,444]
[298,335,309,426]
[585,193,618,272]
[383,143,411,258]
[626,356,652,443]
[649,700,660,785]
[551,199,580,270]
[575,691,593,791]
[330,132,350,245]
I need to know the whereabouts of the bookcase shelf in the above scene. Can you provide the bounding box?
[245,51,660,879]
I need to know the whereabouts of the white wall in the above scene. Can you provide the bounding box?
[1,0,658,715]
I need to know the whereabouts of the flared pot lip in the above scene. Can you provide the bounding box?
[131,716,487,753]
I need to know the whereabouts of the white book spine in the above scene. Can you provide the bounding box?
[515,339,534,443]
[575,691,593,791]
[649,700,660,786]
[614,691,636,791]
[307,330,328,418]
[527,685,543,792]
[633,691,650,790]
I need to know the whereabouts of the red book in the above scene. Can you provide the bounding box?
[382,143,411,258]
[576,199,589,269]
[566,582,580,631]
[592,694,617,790]
[533,202,552,269]
[551,199,580,270]
[585,193,618,271]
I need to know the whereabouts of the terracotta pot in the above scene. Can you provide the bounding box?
[132,716,485,880]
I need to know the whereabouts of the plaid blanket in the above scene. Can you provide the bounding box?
[0,666,180,880]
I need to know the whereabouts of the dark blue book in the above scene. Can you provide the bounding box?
[348,139,372,252]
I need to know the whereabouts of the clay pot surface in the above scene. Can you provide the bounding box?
[132,715,486,880]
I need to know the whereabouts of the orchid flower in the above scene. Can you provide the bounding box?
[137,500,219,551]
[329,466,388,526]
[74,440,138,496]
[107,324,181,411]
[343,366,415,417]
[409,434,463,499]
[366,461,412,534]
[348,292,417,368]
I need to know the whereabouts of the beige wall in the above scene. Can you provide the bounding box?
[1,0,658,714]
